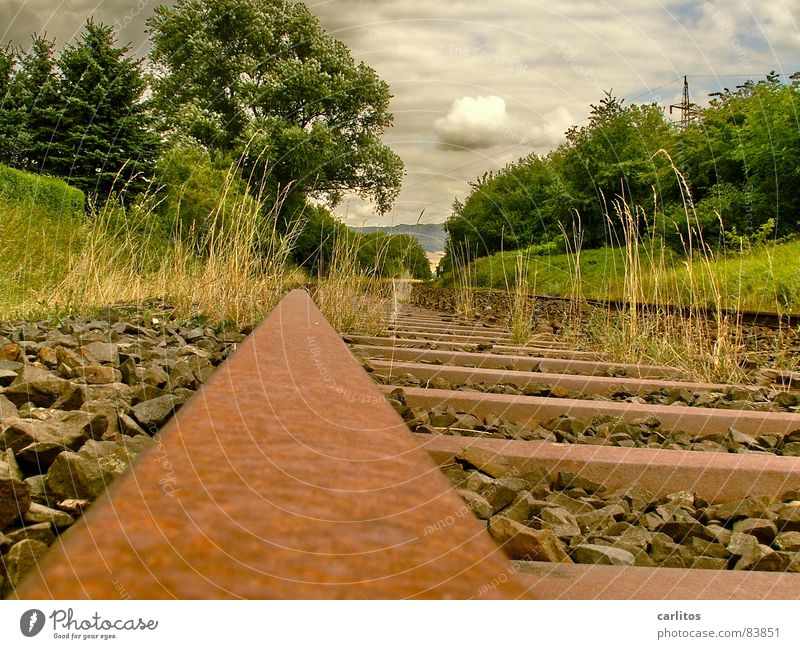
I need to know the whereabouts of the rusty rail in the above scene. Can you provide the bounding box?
[15,290,526,599]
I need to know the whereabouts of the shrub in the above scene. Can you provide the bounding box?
[0,163,84,219]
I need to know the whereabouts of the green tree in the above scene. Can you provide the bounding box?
[666,73,800,245]
[53,19,158,198]
[0,45,19,165]
[147,0,403,221]
[151,142,247,249]
[289,203,347,272]
[14,35,62,174]
[356,231,431,280]
[558,93,676,246]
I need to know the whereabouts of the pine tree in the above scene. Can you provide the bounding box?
[0,44,19,165]
[54,19,158,198]
[14,35,63,173]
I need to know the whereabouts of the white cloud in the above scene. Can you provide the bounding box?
[434,95,517,149]
[522,106,574,149]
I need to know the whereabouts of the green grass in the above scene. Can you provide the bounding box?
[0,164,383,331]
[441,239,800,314]
[0,196,86,314]
[0,164,84,219]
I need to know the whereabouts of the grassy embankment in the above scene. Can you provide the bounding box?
[444,240,800,316]
[0,163,391,332]
[442,197,800,382]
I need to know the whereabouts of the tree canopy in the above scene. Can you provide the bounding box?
[0,21,157,199]
[444,75,800,266]
[147,0,404,218]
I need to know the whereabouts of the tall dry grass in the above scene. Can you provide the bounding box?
[39,168,302,327]
[451,245,477,320]
[583,160,748,382]
[312,232,390,334]
[503,250,535,346]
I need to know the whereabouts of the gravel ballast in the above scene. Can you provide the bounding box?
[385,388,800,457]
[0,305,243,597]
[440,449,800,572]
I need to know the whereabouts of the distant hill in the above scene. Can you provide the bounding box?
[350,223,446,252]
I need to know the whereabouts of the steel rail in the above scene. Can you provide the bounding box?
[15,290,527,599]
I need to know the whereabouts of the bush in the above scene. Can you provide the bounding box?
[0,163,84,219]
[151,144,253,252]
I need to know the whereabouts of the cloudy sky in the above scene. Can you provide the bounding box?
[3,1,799,227]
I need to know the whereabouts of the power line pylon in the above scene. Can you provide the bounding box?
[669,75,695,129]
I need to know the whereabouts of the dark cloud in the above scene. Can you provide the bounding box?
[0,0,166,56]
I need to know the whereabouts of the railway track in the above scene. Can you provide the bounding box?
[11,290,800,599]
[432,288,800,330]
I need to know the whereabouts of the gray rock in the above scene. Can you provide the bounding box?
[732,518,778,543]
[545,491,595,515]
[0,458,31,528]
[687,537,730,559]
[456,488,493,519]
[704,523,733,546]
[464,470,494,493]
[0,394,18,419]
[727,531,760,557]
[1,539,50,593]
[649,535,683,563]
[55,347,86,371]
[541,507,578,528]
[692,556,729,570]
[776,504,800,532]
[713,495,773,522]
[429,407,458,428]
[774,531,800,552]
[481,480,518,514]
[453,412,481,431]
[573,543,635,566]
[499,495,531,523]
[608,484,657,511]
[22,501,75,529]
[2,412,107,464]
[774,552,800,572]
[667,387,693,404]
[3,448,22,480]
[455,446,515,478]
[168,359,198,390]
[79,341,119,365]
[441,464,470,488]
[132,395,181,431]
[488,515,572,562]
[540,508,582,539]
[23,474,49,503]
[575,504,625,532]
[45,439,134,500]
[556,472,605,494]
[546,415,587,436]
[3,366,70,407]
[5,522,55,546]
[81,400,122,437]
[780,442,800,456]
[49,383,87,410]
[734,543,782,571]
[75,366,123,384]
[656,518,710,543]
